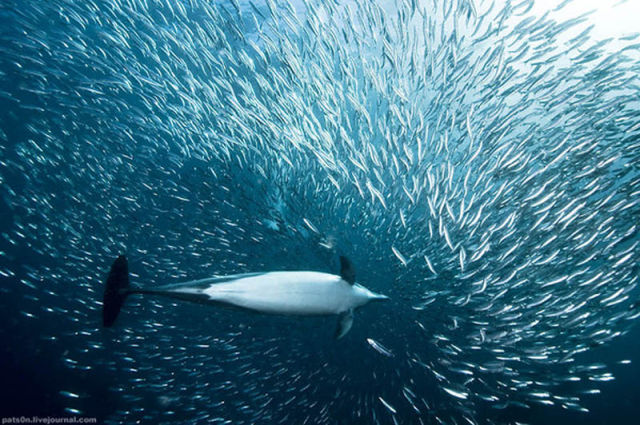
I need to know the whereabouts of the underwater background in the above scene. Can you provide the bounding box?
[1,0,639,423]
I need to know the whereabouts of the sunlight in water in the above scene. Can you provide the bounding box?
[532,0,639,40]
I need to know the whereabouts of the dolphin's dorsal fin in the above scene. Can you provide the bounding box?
[335,309,354,339]
[339,256,355,285]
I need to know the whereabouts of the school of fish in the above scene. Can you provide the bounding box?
[0,0,639,423]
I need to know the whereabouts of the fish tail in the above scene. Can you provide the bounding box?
[102,255,131,327]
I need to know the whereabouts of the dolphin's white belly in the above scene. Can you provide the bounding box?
[203,271,355,315]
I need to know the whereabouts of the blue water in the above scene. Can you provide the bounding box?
[1,286,639,423]
[1,0,640,424]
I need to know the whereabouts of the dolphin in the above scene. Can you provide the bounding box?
[102,255,389,338]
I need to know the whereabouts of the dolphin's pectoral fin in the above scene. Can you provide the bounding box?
[339,256,355,285]
[335,309,354,339]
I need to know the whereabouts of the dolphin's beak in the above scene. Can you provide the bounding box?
[371,292,390,302]
[359,285,389,302]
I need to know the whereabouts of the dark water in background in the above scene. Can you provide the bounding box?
[0,261,639,424]
[1,0,640,423]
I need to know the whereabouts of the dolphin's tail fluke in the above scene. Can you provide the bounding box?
[102,255,131,327]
